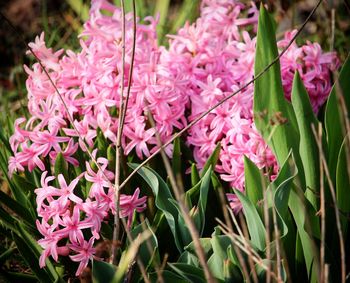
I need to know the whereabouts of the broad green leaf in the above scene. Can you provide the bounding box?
[201,143,220,177]
[149,270,187,283]
[244,156,266,209]
[336,135,350,236]
[234,190,266,251]
[193,167,211,235]
[128,163,183,251]
[168,263,207,283]
[107,145,116,171]
[185,238,213,258]
[191,163,200,187]
[92,260,116,283]
[130,219,159,269]
[269,151,297,237]
[177,251,200,266]
[167,198,192,247]
[207,235,232,281]
[289,187,320,283]
[291,71,320,210]
[172,137,182,178]
[325,55,350,180]
[254,4,302,182]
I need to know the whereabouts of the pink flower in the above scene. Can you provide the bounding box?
[30,127,70,157]
[69,238,96,276]
[120,188,147,228]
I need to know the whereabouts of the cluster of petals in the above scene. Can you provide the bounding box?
[8,0,188,178]
[164,0,338,211]
[35,155,146,276]
[8,0,340,273]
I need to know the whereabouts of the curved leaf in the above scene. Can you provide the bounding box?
[325,55,350,180]
[234,190,266,251]
[291,71,320,210]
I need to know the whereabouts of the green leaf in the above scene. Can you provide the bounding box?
[0,126,12,153]
[149,270,187,283]
[107,145,116,171]
[325,55,350,181]
[155,0,170,42]
[201,143,220,177]
[288,187,320,283]
[191,163,200,187]
[269,151,297,238]
[168,263,207,283]
[0,206,19,233]
[336,135,350,235]
[192,167,211,235]
[0,190,36,228]
[130,219,159,269]
[254,4,301,179]
[185,238,213,258]
[244,156,266,209]
[207,235,231,281]
[92,260,117,283]
[177,251,200,266]
[128,163,183,251]
[172,137,182,178]
[291,71,320,210]
[234,190,266,251]
[168,198,192,247]
[66,0,89,21]
[170,0,200,34]
[54,152,68,179]
[0,247,16,265]
[255,259,287,282]
[2,271,37,283]
[13,224,61,283]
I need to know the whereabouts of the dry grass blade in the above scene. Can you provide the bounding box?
[317,123,326,283]
[216,218,281,282]
[111,0,127,265]
[120,217,151,283]
[119,0,324,191]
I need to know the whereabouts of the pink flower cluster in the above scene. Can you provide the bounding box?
[8,0,339,274]
[9,0,189,178]
[163,0,338,211]
[35,154,146,276]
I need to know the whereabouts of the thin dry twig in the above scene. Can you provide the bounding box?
[217,218,281,282]
[120,217,151,283]
[119,0,324,191]
[215,216,252,283]
[111,0,127,265]
[317,123,326,283]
